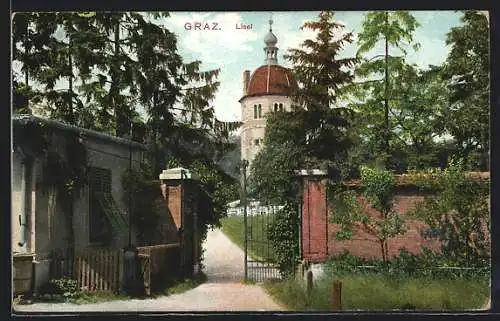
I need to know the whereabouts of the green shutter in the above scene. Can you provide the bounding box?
[96,193,128,232]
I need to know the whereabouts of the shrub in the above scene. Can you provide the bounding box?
[408,160,490,265]
[267,202,300,279]
[40,277,80,300]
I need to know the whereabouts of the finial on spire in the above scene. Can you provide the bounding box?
[269,14,273,32]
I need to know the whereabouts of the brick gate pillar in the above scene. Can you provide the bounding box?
[159,167,201,278]
[296,169,331,263]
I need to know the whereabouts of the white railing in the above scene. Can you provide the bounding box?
[226,202,284,216]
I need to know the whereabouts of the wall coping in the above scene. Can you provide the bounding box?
[295,169,489,187]
[343,171,490,188]
[159,167,199,181]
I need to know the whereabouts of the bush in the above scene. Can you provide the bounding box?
[267,202,300,279]
[407,161,490,265]
[39,277,80,300]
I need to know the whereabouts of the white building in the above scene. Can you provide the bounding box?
[239,18,297,168]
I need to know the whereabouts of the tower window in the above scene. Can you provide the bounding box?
[274,103,278,112]
[254,105,258,119]
[279,103,284,112]
[254,139,260,146]
[258,104,262,118]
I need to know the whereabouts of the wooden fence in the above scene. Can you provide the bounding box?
[50,247,123,293]
[50,244,179,296]
[137,243,181,295]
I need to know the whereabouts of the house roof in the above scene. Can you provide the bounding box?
[12,114,147,150]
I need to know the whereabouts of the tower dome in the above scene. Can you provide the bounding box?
[264,30,278,46]
[242,65,297,99]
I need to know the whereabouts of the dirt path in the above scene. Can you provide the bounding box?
[13,229,286,313]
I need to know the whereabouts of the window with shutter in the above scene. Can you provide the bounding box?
[88,167,114,244]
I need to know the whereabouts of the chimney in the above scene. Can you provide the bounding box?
[243,70,250,95]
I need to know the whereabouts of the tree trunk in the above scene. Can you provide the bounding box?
[380,239,386,262]
[384,11,390,168]
[112,20,129,137]
[67,38,75,125]
[25,23,30,89]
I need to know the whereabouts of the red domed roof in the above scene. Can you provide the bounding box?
[240,65,297,101]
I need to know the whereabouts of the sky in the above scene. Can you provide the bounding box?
[157,11,466,122]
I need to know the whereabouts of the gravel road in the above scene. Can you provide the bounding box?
[13,229,286,313]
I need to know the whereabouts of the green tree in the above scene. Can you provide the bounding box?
[348,11,420,169]
[442,11,489,170]
[329,167,406,262]
[389,64,449,170]
[12,12,58,114]
[284,11,358,110]
[408,160,490,265]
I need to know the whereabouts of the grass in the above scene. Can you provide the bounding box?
[220,216,276,261]
[264,274,490,311]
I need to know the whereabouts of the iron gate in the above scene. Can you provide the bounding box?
[241,160,283,283]
[245,204,282,282]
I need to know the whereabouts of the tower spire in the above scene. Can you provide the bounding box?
[263,15,278,65]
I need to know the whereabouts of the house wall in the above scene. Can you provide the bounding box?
[12,129,144,295]
[74,135,142,250]
[12,149,46,295]
[301,178,443,263]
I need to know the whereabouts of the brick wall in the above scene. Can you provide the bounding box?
[161,178,203,278]
[301,179,443,263]
[301,178,328,262]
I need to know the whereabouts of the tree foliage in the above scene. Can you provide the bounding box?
[284,11,358,109]
[408,160,490,265]
[329,167,406,262]
[346,11,420,169]
[442,11,489,169]
[267,203,301,279]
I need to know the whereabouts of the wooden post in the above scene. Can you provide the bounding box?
[306,270,313,296]
[332,280,342,311]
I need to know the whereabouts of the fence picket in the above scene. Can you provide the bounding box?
[97,250,106,291]
[110,250,115,292]
[104,249,109,292]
